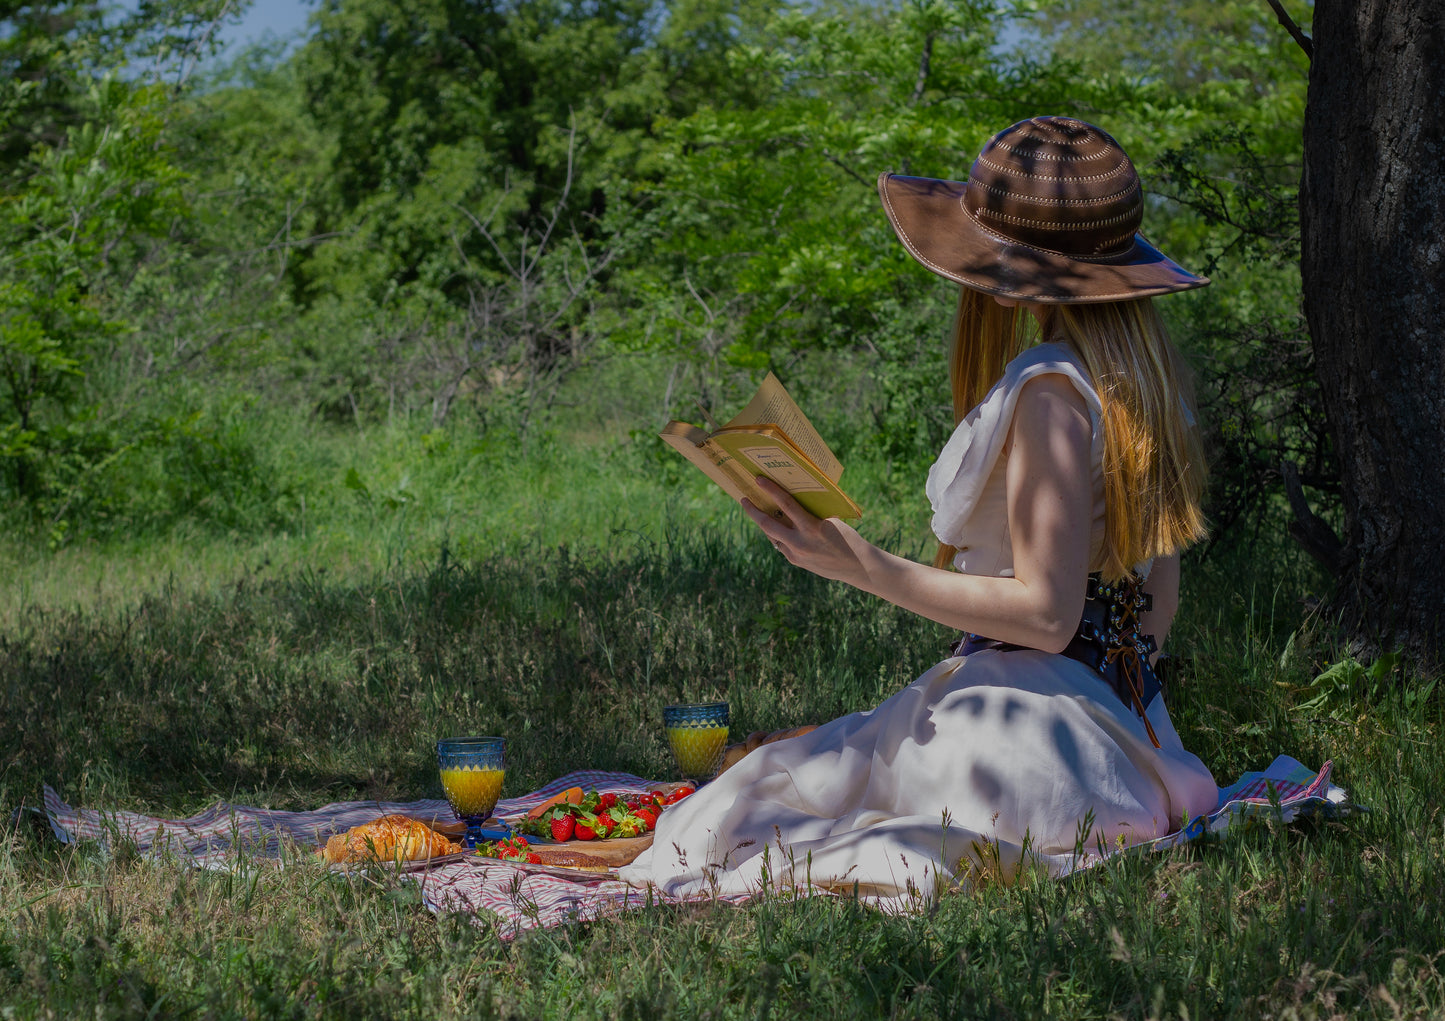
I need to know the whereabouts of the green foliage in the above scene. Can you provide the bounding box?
[1293,650,1438,721]
[618,1,1024,365]
[0,1,113,171]
[0,0,1335,546]
[1028,0,1313,94]
[284,0,770,310]
[0,79,189,496]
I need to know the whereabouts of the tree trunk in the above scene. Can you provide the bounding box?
[1300,0,1445,668]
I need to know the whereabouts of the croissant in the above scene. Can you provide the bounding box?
[321,814,461,865]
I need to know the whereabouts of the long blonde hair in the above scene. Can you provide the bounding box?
[933,289,1208,582]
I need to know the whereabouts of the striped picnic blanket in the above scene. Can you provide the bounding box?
[40,771,750,938]
[41,756,1349,939]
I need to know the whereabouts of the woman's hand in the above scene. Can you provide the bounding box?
[741,478,876,588]
[737,372,1093,653]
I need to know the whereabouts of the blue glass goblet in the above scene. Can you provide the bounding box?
[437,736,505,849]
[663,702,730,782]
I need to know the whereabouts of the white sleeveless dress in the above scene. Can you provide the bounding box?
[619,343,1219,904]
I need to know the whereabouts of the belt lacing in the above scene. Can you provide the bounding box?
[953,572,1164,748]
[1094,575,1161,748]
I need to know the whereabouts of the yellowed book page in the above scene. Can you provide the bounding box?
[726,373,843,482]
[709,429,862,520]
[659,422,783,517]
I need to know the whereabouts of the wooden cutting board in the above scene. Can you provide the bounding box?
[543,832,654,867]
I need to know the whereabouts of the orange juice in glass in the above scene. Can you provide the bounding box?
[437,736,504,847]
[663,702,729,781]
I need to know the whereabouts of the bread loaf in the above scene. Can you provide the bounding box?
[321,815,460,864]
[718,725,819,774]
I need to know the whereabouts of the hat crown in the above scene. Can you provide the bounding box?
[963,117,1143,258]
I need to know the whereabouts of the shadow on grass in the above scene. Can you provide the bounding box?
[2,529,945,813]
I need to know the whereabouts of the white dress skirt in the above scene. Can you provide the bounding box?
[619,343,1219,905]
[619,648,1218,903]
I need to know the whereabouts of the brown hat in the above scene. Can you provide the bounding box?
[878,116,1208,303]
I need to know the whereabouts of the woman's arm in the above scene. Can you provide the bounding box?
[742,374,1094,653]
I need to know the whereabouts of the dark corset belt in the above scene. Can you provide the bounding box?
[951,573,1163,748]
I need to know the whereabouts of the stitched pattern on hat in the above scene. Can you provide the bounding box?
[989,138,1117,163]
[974,156,1133,184]
[948,191,1143,262]
[973,179,1140,206]
[977,207,1139,232]
[1093,231,1138,253]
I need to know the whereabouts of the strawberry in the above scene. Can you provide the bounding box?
[551,814,576,842]
[574,821,596,841]
[636,807,658,831]
[597,792,618,810]
[526,853,542,864]
[595,813,616,836]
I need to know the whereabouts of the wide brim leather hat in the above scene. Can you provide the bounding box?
[878,116,1208,303]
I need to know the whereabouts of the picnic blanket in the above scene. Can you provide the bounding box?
[39,756,1351,938]
[1058,754,1350,874]
[39,770,750,938]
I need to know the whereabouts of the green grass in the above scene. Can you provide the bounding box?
[0,356,934,629]
[2,404,1443,1019]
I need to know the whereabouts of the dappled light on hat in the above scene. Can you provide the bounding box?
[877,115,1208,303]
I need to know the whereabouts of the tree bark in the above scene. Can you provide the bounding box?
[1301,0,1445,668]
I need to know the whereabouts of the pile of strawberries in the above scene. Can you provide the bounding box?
[514,785,695,842]
[474,835,542,863]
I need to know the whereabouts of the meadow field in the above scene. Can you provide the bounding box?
[2,376,1443,1020]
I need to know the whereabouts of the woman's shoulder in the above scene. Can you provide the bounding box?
[1012,370,1092,430]
[992,342,1101,416]
[927,341,1104,546]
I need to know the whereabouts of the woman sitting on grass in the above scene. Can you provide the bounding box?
[619,116,1220,902]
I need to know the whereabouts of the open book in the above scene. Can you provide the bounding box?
[661,373,862,520]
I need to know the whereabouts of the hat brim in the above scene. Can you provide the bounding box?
[878,173,1208,304]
